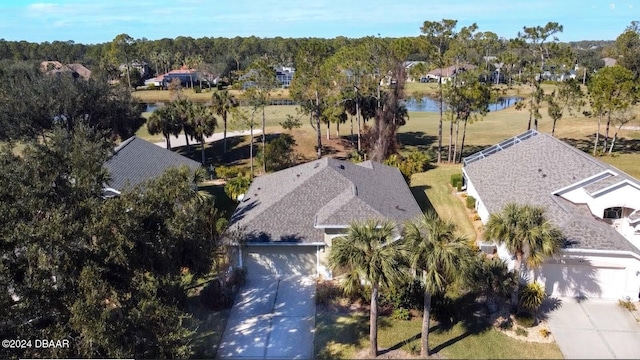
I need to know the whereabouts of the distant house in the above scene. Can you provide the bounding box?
[425,63,477,83]
[403,61,427,82]
[143,69,210,89]
[41,61,91,80]
[275,66,295,88]
[103,136,201,197]
[226,158,422,278]
[464,129,640,300]
[120,60,151,78]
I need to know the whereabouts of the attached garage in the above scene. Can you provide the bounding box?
[540,255,640,300]
[244,245,319,277]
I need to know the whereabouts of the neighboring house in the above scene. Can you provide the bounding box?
[240,65,295,89]
[227,158,423,278]
[120,60,151,78]
[463,129,640,300]
[403,61,427,82]
[144,69,210,89]
[425,63,477,83]
[41,61,91,80]
[275,66,295,88]
[103,136,201,197]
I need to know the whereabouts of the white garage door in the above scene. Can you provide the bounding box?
[245,246,317,277]
[540,263,627,299]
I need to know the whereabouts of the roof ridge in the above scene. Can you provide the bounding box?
[112,136,137,154]
[539,132,640,183]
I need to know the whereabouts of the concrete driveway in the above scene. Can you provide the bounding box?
[547,298,640,359]
[217,276,316,359]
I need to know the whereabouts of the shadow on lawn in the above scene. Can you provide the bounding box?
[429,292,493,355]
[561,135,640,155]
[379,292,493,356]
[410,185,434,213]
[315,312,393,360]
[398,131,437,151]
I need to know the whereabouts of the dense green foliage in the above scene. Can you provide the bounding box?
[257,133,297,172]
[0,124,225,359]
[0,63,144,141]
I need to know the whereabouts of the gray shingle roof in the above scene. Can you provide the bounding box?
[464,130,640,254]
[229,158,423,244]
[104,136,201,191]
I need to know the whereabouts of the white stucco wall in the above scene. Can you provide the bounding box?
[588,184,640,219]
[463,170,490,223]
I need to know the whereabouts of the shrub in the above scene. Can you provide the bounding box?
[383,151,431,181]
[619,298,637,311]
[147,83,157,90]
[515,326,528,337]
[392,308,411,321]
[466,195,476,209]
[200,279,233,310]
[380,279,424,310]
[193,85,202,93]
[539,328,551,338]
[519,282,545,313]
[257,134,297,172]
[499,318,513,330]
[224,176,251,201]
[451,173,462,188]
[316,280,342,305]
[515,312,536,328]
[215,165,241,180]
[472,214,481,221]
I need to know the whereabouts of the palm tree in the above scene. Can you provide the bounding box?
[210,90,238,153]
[189,103,218,165]
[403,212,475,357]
[328,220,407,358]
[484,203,564,311]
[172,98,194,150]
[147,106,180,150]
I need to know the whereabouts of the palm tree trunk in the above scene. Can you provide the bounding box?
[223,112,228,153]
[593,114,601,156]
[448,113,454,163]
[356,97,362,152]
[165,134,171,150]
[421,288,432,357]
[458,118,469,163]
[250,123,254,179]
[370,283,379,358]
[201,139,206,165]
[603,112,611,154]
[453,117,460,164]
[437,80,443,163]
[552,118,557,137]
[326,120,331,140]
[336,120,340,139]
[316,91,322,159]
[262,107,266,173]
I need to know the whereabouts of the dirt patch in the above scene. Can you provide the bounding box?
[492,310,555,343]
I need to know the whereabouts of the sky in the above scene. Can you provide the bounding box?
[0,0,637,44]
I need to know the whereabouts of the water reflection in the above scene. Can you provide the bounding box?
[404,96,522,112]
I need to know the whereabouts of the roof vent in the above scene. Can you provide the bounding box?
[339,165,345,170]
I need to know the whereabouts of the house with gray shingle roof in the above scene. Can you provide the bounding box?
[103,136,201,196]
[227,158,423,278]
[463,129,640,300]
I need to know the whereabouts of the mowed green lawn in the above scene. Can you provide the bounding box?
[315,311,563,359]
[135,99,640,178]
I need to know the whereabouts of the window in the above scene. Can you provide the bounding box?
[603,207,622,219]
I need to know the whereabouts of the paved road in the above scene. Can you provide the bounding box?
[217,276,316,359]
[547,298,640,359]
[153,129,262,148]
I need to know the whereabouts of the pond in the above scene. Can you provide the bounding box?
[404,96,522,112]
[142,96,521,113]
